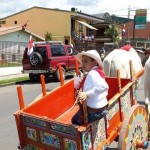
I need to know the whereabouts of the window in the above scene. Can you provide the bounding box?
[65,39,68,44]
[67,47,73,55]
[79,23,83,32]
[51,45,66,56]
[14,21,17,24]
[34,47,47,58]
[23,48,28,59]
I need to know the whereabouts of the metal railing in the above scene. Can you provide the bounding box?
[0,41,28,67]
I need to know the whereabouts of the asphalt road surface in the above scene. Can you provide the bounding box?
[0,75,149,150]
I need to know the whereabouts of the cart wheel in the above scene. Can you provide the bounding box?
[118,105,148,150]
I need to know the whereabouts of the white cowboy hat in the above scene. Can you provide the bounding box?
[75,50,103,69]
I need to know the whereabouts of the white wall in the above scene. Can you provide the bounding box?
[0,31,32,42]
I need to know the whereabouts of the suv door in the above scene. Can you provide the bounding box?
[66,46,76,70]
[30,46,49,68]
[50,45,69,71]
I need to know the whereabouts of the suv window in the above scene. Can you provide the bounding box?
[23,48,28,59]
[67,47,73,55]
[51,45,66,56]
[34,47,47,58]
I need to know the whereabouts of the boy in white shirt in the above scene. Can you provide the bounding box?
[72,50,109,125]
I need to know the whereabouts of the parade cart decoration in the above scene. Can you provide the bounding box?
[14,60,149,150]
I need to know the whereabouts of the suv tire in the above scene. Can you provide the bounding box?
[56,67,66,81]
[30,52,43,67]
[29,73,35,81]
[29,73,40,82]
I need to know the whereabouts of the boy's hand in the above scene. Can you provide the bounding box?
[78,92,87,101]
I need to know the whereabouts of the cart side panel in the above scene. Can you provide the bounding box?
[106,77,130,100]
[22,80,75,120]
[107,100,120,135]
[121,88,132,116]
[19,113,83,150]
[106,78,139,144]
[81,127,92,150]
[19,113,109,150]
[80,118,107,150]
[91,118,106,150]
[106,78,119,100]
[121,78,132,88]
[14,112,26,149]
[106,78,132,142]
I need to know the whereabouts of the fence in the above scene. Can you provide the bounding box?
[2,40,147,68]
[73,42,105,54]
[0,41,28,67]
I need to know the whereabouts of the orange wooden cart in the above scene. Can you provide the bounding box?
[14,62,149,150]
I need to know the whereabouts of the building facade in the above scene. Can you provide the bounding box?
[0,7,123,49]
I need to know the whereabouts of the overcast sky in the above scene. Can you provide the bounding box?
[0,0,150,21]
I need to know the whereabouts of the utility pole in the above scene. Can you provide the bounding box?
[133,15,135,40]
[127,6,135,41]
[127,6,130,40]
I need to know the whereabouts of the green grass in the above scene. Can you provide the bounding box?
[0,76,29,85]
[0,63,22,67]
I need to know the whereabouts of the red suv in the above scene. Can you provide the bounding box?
[22,41,78,81]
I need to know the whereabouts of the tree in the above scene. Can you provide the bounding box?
[104,24,120,45]
[45,32,52,41]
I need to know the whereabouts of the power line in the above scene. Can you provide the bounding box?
[102,7,150,15]
[109,8,128,13]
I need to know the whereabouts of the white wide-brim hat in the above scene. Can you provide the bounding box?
[75,50,103,69]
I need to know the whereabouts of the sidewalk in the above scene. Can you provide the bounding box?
[0,66,28,81]
[0,66,23,76]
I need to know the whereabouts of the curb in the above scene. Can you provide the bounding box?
[0,82,17,87]
[0,79,30,87]
[0,74,28,81]
[0,74,29,87]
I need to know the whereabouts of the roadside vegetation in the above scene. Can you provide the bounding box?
[0,76,29,86]
[104,23,120,46]
[0,63,22,67]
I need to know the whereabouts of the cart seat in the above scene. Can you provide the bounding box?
[55,105,79,124]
